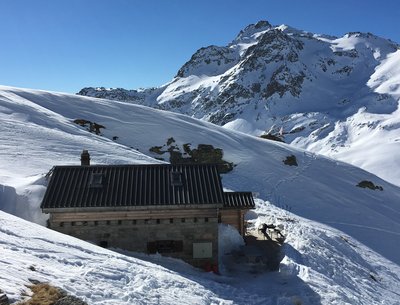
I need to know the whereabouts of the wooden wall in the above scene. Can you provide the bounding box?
[219,209,246,236]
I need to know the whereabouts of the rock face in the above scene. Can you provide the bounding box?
[54,295,88,305]
[78,20,400,185]
[78,20,399,129]
[149,138,234,173]
[0,290,9,305]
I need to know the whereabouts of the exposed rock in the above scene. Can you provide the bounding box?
[77,87,152,104]
[289,126,305,134]
[334,49,359,58]
[334,66,353,76]
[17,283,87,305]
[176,45,239,78]
[283,155,298,166]
[263,66,305,99]
[166,137,176,146]
[209,111,236,125]
[232,20,272,45]
[149,139,234,173]
[357,180,383,191]
[54,295,88,305]
[0,290,9,305]
[260,134,285,143]
[149,146,165,154]
[73,119,105,135]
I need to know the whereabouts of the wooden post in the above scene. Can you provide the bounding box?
[238,210,244,236]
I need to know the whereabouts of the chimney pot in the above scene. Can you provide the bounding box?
[81,150,90,166]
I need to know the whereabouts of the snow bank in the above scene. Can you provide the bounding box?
[0,179,48,226]
[218,224,245,256]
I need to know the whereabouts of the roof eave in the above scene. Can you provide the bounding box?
[42,202,224,214]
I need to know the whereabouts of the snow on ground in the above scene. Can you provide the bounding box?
[295,106,400,187]
[0,210,243,305]
[368,49,400,98]
[2,202,400,305]
[249,200,400,304]
[1,85,400,304]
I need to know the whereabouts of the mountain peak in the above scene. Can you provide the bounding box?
[231,20,273,45]
[78,21,400,186]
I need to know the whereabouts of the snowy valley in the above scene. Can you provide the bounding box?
[1,85,400,304]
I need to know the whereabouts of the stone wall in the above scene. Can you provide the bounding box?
[49,209,219,269]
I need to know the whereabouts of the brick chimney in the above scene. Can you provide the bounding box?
[81,150,90,166]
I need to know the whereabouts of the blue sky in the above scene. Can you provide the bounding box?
[1,0,399,93]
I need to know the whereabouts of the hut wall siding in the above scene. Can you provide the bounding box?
[49,210,218,268]
[219,209,246,236]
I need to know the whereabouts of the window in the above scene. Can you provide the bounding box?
[99,241,108,248]
[171,171,183,186]
[147,240,183,254]
[90,173,104,188]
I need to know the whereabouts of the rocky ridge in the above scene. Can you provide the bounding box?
[78,20,400,185]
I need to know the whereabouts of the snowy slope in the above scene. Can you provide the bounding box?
[2,205,400,305]
[1,85,400,304]
[0,210,254,305]
[3,198,400,305]
[78,21,400,187]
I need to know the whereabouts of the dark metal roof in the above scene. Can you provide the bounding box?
[223,192,255,209]
[41,164,226,210]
